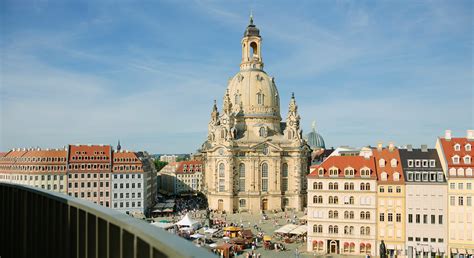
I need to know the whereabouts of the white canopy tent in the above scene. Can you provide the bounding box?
[176,213,201,230]
[288,225,307,235]
[274,224,299,234]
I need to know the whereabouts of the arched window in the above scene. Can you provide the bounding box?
[282,163,288,191]
[261,163,268,191]
[344,183,349,190]
[219,163,225,177]
[313,182,318,190]
[318,196,323,203]
[334,182,338,190]
[334,225,338,234]
[365,183,370,191]
[360,211,365,220]
[313,195,319,204]
[313,225,318,233]
[329,211,334,218]
[250,41,258,57]
[360,183,365,190]
[365,227,370,235]
[360,226,365,235]
[257,93,264,105]
[329,182,333,190]
[334,196,339,204]
[329,225,334,234]
[239,163,245,192]
[366,212,370,220]
[379,159,385,167]
[259,127,266,137]
[381,172,388,181]
[350,183,354,190]
[334,210,338,218]
[218,163,225,192]
[350,211,354,219]
[329,196,333,204]
[318,225,322,233]
[344,211,349,219]
[349,196,354,204]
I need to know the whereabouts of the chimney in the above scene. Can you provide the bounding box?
[467,130,474,141]
[421,144,428,152]
[407,144,413,151]
[445,130,452,141]
[377,142,383,152]
[388,142,395,152]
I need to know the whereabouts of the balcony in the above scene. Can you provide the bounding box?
[0,183,213,258]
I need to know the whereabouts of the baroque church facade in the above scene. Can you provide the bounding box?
[200,17,312,213]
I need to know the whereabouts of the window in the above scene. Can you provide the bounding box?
[407,172,413,181]
[329,168,338,176]
[467,197,472,206]
[439,215,443,224]
[380,213,384,222]
[408,237,413,241]
[415,160,421,167]
[379,159,385,167]
[408,214,413,223]
[257,92,264,105]
[239,163,246,192]
[396,186,401,193]
[344,168,354,176]
[423,214,428,224]
[431,215,435,224]
[415,172,421,181]
[458,183,463,190]
[464,156,471,164]
[388,186,393,193]
[261,163,268,192]
[459,196,464,206]
[408,160,413,167]
[396,213,401,222]
[452,156,460,164]
[454,144,460,151]
[259,127,266,137]
[218,163,225,177]
[467,183,472,190]
[388,213,393,222]
[239,199,246,207]
[466,144,472,151]
[281,163,288,191]
[379,186,384,193]
[429,160,436,167]
[450,183,456,189]
[416,214,420,223]
[450,196,456,206]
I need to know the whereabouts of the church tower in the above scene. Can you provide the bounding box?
[200,15,311,213]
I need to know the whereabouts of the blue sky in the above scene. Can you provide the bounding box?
[1,0,472,153]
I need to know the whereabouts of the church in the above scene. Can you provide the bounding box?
[200,16,312,213]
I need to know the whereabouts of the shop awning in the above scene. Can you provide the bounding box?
[288,225,307,235]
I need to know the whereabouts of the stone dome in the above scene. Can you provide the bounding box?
[226,69,280,119]
[307,123,325,149]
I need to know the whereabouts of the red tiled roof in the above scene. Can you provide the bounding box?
[439,138,473,168]
[68,145,111,163]
[371,147,405,184]
[308,155,377,178]
[176,160,203,174]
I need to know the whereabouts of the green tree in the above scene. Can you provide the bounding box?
[154,160,168,172]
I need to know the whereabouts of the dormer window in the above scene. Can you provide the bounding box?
[344,168,355,177]
[429,160,436,167]
[457,168,464,176]
[318,168,324,176]
[422,160,428,167]
[437,172,444,182]
[329,168,338,177]
[408,160,413,167]
[415,172,421,181]
[454,143,461,151]
[381,172,388,181]
[379,159,385,167]
[393,172,400,181]
[360,168,370,177]
[466,168,473,176]
[407,172,414,181]
[464,155,471,164]
[390,159,397,168]
[430,172,436,181]
[452,155,460,164]
[466,144,472,151]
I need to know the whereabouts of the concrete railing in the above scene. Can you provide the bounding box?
[0,183,213,258]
